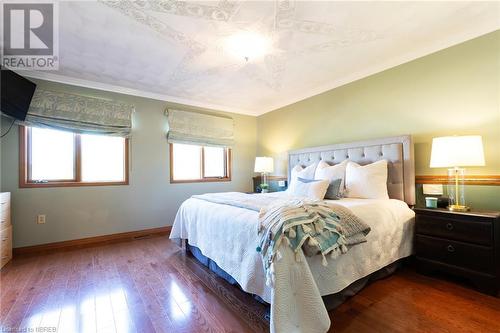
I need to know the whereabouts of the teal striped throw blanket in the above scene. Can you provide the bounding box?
[257,199,370,286]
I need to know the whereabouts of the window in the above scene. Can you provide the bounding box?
[170,143,231,183]
[19,126,129,187]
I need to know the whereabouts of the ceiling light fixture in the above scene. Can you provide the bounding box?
[224,31,271,62]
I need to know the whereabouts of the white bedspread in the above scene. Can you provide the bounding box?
[170,192,415,333]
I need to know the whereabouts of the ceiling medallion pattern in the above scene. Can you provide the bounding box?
[276,0,343,36]
[241,54,287,91]
[99,0,383,94]
[48,1,499,114]
[99,0,207,52]
[291,32,382,58]
[146,0,238,22]
[275,0,382,51]
[274,0,295,29]
[167,53,243,91]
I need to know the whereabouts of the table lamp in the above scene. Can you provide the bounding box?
[430,135,485,211]
[254,157,274,193]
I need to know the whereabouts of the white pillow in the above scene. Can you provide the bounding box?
[314,160,348,197]
[291,178,330,200]
[288,163,317,193]
[345,160,389,199]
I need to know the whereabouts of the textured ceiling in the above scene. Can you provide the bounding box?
[23,1,500,116]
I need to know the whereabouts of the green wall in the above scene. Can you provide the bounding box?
[257,30,500,210]
[2,31,499,247]
[1,80,257,247]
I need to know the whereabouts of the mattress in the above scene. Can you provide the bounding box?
[170,193,415,303]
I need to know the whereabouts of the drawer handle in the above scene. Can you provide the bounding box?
[1,238,7,242]
[447,245,455,253]
[446,223,454,231]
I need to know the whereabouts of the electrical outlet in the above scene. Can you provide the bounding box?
[278,180,286,187]
[37,215,46,224]
[422,184,444,195]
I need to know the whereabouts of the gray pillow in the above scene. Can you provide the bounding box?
[324,178,342,200]
[298,177,342,200]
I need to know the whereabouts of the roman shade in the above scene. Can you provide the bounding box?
[166,109,234,147]
[22,89,134,137]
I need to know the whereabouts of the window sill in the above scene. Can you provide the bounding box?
[170,178,231,184]
[19,181,129,188]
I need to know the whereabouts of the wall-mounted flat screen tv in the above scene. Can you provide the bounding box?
[1,66,36,121]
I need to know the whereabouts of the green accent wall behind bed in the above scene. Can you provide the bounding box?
[257,30,500,210]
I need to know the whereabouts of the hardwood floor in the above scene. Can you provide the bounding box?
[1,235,499,333]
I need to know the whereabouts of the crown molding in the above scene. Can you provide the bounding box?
[19,71,258,116]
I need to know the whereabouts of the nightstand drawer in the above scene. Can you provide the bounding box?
[416,215,492,246]
[416,235,494,274]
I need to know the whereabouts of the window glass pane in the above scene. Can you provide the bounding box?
[31,127,75,181]
[81,134,125,182]
[172,143,201,180]
[203,147,225,178]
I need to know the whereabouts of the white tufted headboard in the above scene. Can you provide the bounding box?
[288,135,415,205]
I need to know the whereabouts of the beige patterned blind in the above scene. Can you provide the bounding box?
[22,89,134,137]
[166,109,234,147]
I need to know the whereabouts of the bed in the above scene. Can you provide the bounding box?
[170,135,416,333]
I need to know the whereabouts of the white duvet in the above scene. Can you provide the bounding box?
[170,192,415,333]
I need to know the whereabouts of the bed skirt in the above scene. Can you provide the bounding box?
[187,244,402,316]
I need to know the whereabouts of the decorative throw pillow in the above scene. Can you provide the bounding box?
[314,160,348,198]
[345,160,389,199]
[291,178,330,200]
[288,163,317,193]
[323,178,342,200]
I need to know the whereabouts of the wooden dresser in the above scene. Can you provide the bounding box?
[414,207,500,296]
[1,192,12,269]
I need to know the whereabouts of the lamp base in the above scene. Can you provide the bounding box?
[447,204,470,212]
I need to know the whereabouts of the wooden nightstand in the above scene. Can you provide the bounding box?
[252,175,287,193]
[414,207,500,296]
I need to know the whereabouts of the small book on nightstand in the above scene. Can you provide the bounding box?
[413,207,500,296]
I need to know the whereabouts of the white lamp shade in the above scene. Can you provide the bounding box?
[430,135,485,168]
[254,157,274,173]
